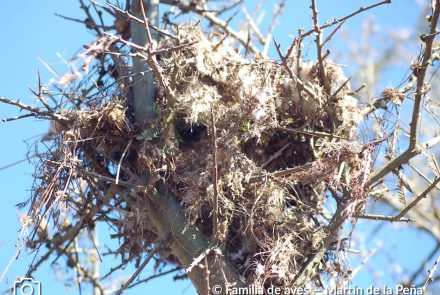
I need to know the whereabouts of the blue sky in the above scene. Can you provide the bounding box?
[0,0,434,294]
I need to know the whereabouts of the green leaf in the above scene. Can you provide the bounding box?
[166,109,175,124]
[239,120,250,132]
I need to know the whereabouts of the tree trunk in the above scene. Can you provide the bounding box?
[130,0,158,128]
[129,2,244,294]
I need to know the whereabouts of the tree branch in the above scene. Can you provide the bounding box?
[408,0,440,150]
[160,0,261,56]
[368,0,440,186]
[143,181,245,294]
[0,96,70,124]
[310,0,330,94]
[368,134,440,186]
[115,235,169,295]
[300,0,392,39]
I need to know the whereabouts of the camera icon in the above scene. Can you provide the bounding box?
[13,278,41,295]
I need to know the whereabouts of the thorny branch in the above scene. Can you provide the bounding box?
[423,253,440,292]
[310,0,330,94]
[394,178,440,221]
[104,1,177,39]
[409,0,440,149]
[0,97,70,124]
[368,0,440,185]
[300,0,392,39]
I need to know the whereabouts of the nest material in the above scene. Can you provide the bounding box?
[30,23,368,289]
[145,23,362,285]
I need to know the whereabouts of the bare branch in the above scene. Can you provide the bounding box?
[408,0,440,149]
[310,0,330,94]
[321,21,345,48]
[393,177,440,221]
[407,242,440,284]
[354,213,412,222]
[368,135,440,186]
[104,1,177,39]
[106,34,176,101]
[0,96,69,124]
[115,138,133,184]
[293,203,348,286]
[160,0,261,56]
[242,5,265,44]
[422,253,440,292]
[2,113,36,122]
[79,0,104,35]
[300,0,392,39]
[210,106,219,245]
[115,235,169,295]
[126,267,182,289]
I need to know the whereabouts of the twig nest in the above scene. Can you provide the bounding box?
[147,23,364,287]
[380,87,405,105]
[159,23,359,141]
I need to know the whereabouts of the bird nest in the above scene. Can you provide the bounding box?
[25,23,371,289]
